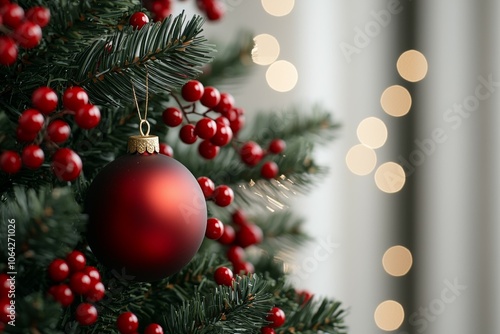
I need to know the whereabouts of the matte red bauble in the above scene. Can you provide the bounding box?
[85,135,207,281]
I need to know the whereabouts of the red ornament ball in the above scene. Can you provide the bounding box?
[214,266,233,286]
[50,284,74,307]
[213,185,234,207]
[0,150,21,174]
[117,311,139,333]
[75,104,101,129]
[0,36,18,66]
[22,144,44,169]
[145,323,164,334]
[205,217,224,240]
[261,161,279,179]
[266,307,286,328]
[51,148,82,181]
[75,303,98,326]
[47,120,71,143]
[25,6,51,28]
[18,109,44,133]
[14,21,42,49]
[181,80,204,102]
[63,86,88,111]
[130,12,149,29]
[85,152,207,281]
[197,176,215,199]
[48,259,70,281]
[32,87,58,115]
[66,250,87,272]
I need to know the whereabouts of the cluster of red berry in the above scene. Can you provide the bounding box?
[0,85,100,181]
[195,0,225,21]
[240,139,286,179]
[0,273,14,328]
[0,1,50,66]
[116,311,164,334]
[197,176,234,207]
[47,251,105,326]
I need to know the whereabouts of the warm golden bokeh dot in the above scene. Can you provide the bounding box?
[356,117,388,149]
[380,85,412,117]
[345,144,377,176]
[261,0,295,16]
[374,162,406,193]
[252,34,280,66]
[383,245,413,277]
[397,50,428,82]
[374,300,405,331]
[266,60,298,92]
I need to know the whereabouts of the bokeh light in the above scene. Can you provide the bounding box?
[397,50,428,82]
[382,245,413,277]
[345,144,377,176]
[266,60,298,92]
[380,85,412,117]
[374,162,406,193]
[261,0,295,16]
[356,117,388,149]
[374,300,405,331]
[252,34,280,66]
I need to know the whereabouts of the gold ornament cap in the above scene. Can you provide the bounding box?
[128,135,159,154]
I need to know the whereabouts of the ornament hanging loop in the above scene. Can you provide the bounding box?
[139,119,151,136]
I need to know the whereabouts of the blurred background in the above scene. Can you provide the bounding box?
[184,1,499,333]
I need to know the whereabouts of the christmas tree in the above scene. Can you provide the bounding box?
[0,1,346,333]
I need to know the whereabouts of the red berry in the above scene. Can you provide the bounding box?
[0,274,10,298]
[162,107,183,127]
[159,143,174,157]
[75,104,100,129]
[0,298,11,323]
[205,217,224,240]
[16,126,38,142]
[213,185,234,207]
[229,115,245,136]
[2,3,24,28]
[297,290,313,305]
[51,148,82,181]
[226,245,245,264]
[181,80,204,102]
[117,311,139,333]
[150,0,172,21]
[32,87,58,115]
[179,124,197,144]
[200,86,221,108]
[197,176,215,198]
[47,120,71,143]
[215,116,229,126]
[261,327,276,334]
[66,250,86,272]
[48,259,70,282]
[218,225,235,245]
[0,36,18,66]
[214,92,234,114]
[240,141,264,166]
[210,124,233,147]
[75,303,98,326]
[25,6,51,28]
[261,161,279,179]
[50,284,74,307]
[0,151,21,174]
[69,272,91,295]
[18,109,44,133]
[14,21,42,49]
[232,260,254,275]
[22,144,44,169]
[205,1,225,21]
[144,323,164,334]
[266,307,286,328]
[129,12,149,29]
[198,140,219,160]
[231,209,247,226]
[214,266,233,286]
[85,281,105,302]
[268,139,286,154]
[195,118,217,139]
[63,86,89,111]
[82,266,101,284]
[236,223,263,248]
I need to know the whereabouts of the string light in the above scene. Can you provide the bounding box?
[356,117,388,149]
[252,34,280,66]
[374,162,405,193]
[397,50,428,82]
[261,0,295,16]
[380,85,412,117]
[374,300,405,331]
[266,60,298,92]
[345,144,377,176]
[382,245,413,277]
